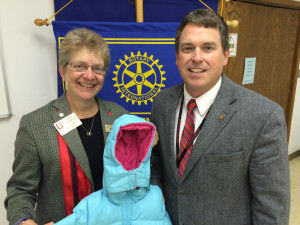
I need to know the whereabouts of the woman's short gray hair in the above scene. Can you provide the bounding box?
[58,28,110,73]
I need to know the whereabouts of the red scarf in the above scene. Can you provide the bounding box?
[57,132,91,216]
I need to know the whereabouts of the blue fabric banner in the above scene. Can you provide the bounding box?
[54,0,219,22]
[53,21,183,119]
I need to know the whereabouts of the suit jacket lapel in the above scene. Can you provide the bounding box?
[97,98,117,143]
[166,84,184,183]
[51,94,94,187]
[180,75,238,181]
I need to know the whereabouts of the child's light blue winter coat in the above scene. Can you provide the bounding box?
[55,114,172,225]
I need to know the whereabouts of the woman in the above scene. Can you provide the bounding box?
[5,28,128,225]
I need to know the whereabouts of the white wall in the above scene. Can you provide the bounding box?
[0,1,299,224]
[0,0,57,223]
[289,75,300,155]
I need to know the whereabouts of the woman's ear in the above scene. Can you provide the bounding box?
[58,65,65,81]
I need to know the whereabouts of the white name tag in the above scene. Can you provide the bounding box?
[54,113,82,136]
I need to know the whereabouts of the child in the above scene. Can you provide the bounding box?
[55,114,172,225]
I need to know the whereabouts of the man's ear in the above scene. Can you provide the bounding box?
[223,49,229,66]
[175,52,179,66]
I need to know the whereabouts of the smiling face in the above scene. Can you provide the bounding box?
[176,23,229,98]
[59,47,105,105]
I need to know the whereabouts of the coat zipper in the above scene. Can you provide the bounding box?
[124,191,131,225]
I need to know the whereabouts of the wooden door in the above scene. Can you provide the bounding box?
[218,0,300,140]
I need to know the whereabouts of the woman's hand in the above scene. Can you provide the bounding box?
[20,219,54,225]
[20,219,37,225]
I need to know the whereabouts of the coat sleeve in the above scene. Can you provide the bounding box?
[54,197,89,225]
[5,115,42,225]
[249,105,290,225]
[54,191,103,225]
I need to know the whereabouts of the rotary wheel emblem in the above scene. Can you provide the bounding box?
[113,51,166,105]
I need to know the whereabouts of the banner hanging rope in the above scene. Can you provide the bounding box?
[198,0,238,28]
[198,0,213,11]
[34,0,74,26]
[34,0,143,25]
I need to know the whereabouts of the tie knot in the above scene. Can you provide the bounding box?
[187,99,197,111]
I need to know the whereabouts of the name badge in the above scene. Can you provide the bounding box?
[54,113,82,136]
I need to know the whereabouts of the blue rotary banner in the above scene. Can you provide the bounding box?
[52,21,182,120]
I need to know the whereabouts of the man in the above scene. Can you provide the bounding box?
[150,9,290,225]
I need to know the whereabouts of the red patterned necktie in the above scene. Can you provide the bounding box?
[178,99,197,178]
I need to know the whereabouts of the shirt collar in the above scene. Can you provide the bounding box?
[183,77,222,116]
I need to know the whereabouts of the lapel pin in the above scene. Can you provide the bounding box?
[218,114,224,120]
[59,113,64,117]
[105,125,112,132]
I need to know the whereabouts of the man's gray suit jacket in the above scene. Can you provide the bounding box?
[150,74,290,225]
[5,94,128,225]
